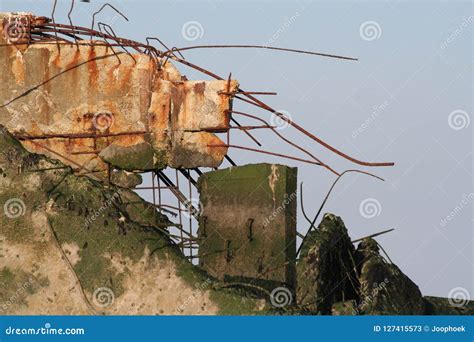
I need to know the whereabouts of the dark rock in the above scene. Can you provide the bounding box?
[296,215,433,316]
[355,238,425,315]
[296,213,359,314]
[423,296,474,315]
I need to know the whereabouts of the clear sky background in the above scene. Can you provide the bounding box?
[1,0,472,299]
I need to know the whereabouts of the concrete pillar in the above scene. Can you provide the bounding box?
[197,163,297,292]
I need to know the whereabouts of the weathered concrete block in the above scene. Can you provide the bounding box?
[197,163,297,292]
[0,12,237,174]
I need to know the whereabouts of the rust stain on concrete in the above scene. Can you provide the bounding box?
[0,12,239,175]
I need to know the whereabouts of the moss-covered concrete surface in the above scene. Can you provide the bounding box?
[197,163,297,292]
[0,125,471,315]
[0,126,268,315]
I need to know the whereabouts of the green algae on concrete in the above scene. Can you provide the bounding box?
[355,237,425,315]
[99,142,156,171]
[0,267,47,313]
[297,213,359,314]
[197,163,297,295]
[0,125,268,315]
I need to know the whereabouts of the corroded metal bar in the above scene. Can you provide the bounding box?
[208,144,323,166]
[352,228,395,243]
[14,131,147,140]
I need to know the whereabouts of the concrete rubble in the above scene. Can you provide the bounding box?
[0,12,237,179]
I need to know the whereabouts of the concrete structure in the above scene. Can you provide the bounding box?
[0,12,238,175]
[197,163,297,292]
